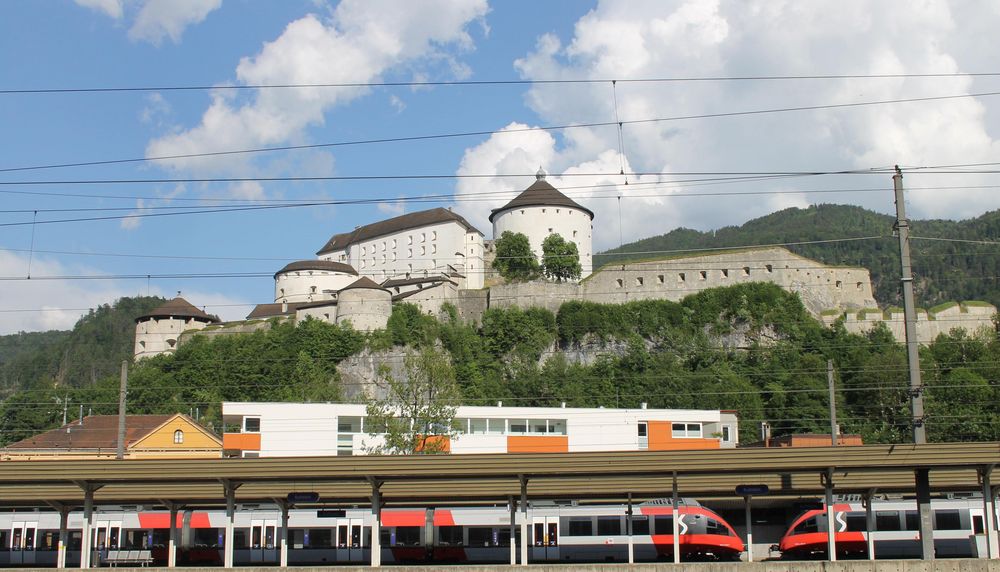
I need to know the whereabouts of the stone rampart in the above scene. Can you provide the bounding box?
[826,302,996,344]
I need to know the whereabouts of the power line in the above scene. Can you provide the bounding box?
[4,90,1000,173]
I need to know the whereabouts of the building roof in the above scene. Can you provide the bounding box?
[274,260,357,278]
[136,297,220,324]
[489,177,594,222]
[342,277,387,291]
[246,302,307,320]
[5,414,194,451]
[317,207,482,255]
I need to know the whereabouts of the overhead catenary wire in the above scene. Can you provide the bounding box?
[3,90,1000,174]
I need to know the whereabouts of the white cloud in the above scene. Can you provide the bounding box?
[0,251,250,334]
[377,199,406,217]
[147,0,489,182]
[120,184,187,231]
[488,0,1000,244]
[129,0,222,45]
[74,0,124,20]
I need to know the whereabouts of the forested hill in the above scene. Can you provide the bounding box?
[598,204,1000,309]
[0,296,164,394]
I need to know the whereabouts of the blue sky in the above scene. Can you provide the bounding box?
[2,0,1000,333]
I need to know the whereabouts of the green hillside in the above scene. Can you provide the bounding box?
[599,204,1000,308]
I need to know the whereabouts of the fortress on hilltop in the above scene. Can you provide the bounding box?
[134,170,996,359]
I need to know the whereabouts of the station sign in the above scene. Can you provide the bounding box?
[317,509,346,518]
[287,492,321,503]
[735,484,770,496]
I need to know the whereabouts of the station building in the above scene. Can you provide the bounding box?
[221,402,738,458]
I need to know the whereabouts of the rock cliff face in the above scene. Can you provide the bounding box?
[336,348,407,400]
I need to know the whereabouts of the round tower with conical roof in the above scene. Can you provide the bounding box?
[335,277,392,331]
[274,260,358,304]
[489,168,594,279]
[134,297,221,359]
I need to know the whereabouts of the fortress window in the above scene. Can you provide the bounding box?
[392,239,397,248]
[420,245,426,255]
[310,286,317,293]
[616,278,623,288]
[721,269,729,278]
[556,209,560,213]
[421,233,426,242]
[381,242,386,251]
[542,209,546,213]
[548,228,553,233]
[360,260,366,268]
[432,231,437,240]
[573,230,577,237]
[836,280,842,288]
[678,273,685,282]
[173,430,184,444]
[857,282,863,290]
[766,264,773,273]
[381,255,386,263]
[408,235,413,245]
[361,246,366,255]
[392,252,397,261]
[408,249,412,258]
[521,210,525,215]
[657,275,664,284]
[635,277,643,286]
[742,266,750,276]
[699,271,707,280]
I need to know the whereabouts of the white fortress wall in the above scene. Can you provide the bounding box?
[336,288,392,332]
[325,220,477,283]
[492,204,593,279]
[134,317,213,359]
[275,270,356,304]
[396,281,461,318]
[295,303,339,324]
[827,302,997,344]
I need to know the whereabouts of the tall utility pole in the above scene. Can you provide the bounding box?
[893,166,926,444]
[116,360,128,459]
[827,360,837,446]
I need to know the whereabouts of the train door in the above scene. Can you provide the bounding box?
[530,516,559,561]
[249,519,278,563]
[92,520,122,566]
[10,521,38,566]
[335,517,365,562]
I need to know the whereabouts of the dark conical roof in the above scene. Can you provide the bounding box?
[342,276,387,291]
[136,297,220,323]
[488,179,594,222]
[274,259,357,278]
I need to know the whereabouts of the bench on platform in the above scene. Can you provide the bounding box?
[101,549,153,567]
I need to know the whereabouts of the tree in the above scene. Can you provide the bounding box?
[541,233,581,282]
[365,347,462,454]
[492,231,540,281]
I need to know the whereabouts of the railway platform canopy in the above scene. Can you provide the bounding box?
[0,441,998,566]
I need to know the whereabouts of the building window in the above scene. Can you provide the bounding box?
[857,282,863,290]
[657,274,664,284]
[421,233,426,242]
[616,278,623,288]
[381,242,386,251]
[337,434,353,456]
[635,277,643,286]
[173,429,184,444]
[432,231,437,240]
[699,271,707,280]
[672,422,702,438]
[420,245,426,255]
[361,246,366,256]
[408,249,413,258]
[408,235,413,245]
[836,280,842,288]
[572,230,577,237]
[392,252,397,261]
[766,264,773,273]
[244,417,261,433]
[638,422,648,449]
[678,273,685,282]
[721,269,729,278]
[542,209,546,213]
[721,425,733,442]
[742,266,750,276]
[432,244,437,254]
[392,239,397,248]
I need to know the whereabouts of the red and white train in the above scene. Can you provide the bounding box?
[1,500,743,566]
[777,498,997,560]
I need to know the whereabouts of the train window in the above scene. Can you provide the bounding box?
[793,516,818,534]
[973,515,985,535]
[876,511,901,531]
[845,514,867,531]
[934,510,962,530]
[597,516,621,536]
[395,526,420,546]
[439,526,463,545]
[234,529,249,548]
[706,518,731,536]
[244,417,260,432]
[904,511,919,531]
[653,516,675,534]
[631,517,650,535]
[468,527,494,547]
[567,519,593,536]
[308,529,333,548]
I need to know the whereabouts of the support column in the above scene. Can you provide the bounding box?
[865,491,876,560]
[519,476,529,567]
[626,493,634,565]
[915,469,934,560]
[168,503,178,568]
[743,495,753,562]
[824,469,836,562]
[57,506,69,569]
[508,496,516,566]
[223,481,236,568]
[672,473,680,563]
[79,484,97,569]
[982,466,998,559]
[370,481,382,568]
[279,500,289,567]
